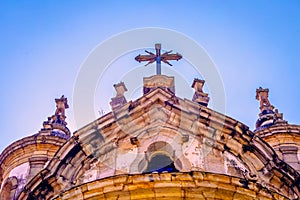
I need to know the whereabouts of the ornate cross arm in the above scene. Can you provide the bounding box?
[135,43,182,75]
[161,50,182,66]
[135,51,156,66]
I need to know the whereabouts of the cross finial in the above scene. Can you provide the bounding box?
[135,43,182,75]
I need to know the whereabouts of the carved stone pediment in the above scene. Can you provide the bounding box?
[143,75,175,94]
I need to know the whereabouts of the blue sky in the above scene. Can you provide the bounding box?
[0,1,299,151]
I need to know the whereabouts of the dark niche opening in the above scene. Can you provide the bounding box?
[144,154,178,173]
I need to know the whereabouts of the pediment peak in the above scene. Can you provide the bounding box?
[143,75,175,95]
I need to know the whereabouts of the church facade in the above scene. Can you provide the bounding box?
[1,44,300,199]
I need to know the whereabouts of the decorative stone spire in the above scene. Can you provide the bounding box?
[110,82,128,110]
[254,87,286,132]
[41,95,70,138]
[191,78,210,107]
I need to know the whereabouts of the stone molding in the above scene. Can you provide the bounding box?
[0,134,67,188]
[52,172,290,200]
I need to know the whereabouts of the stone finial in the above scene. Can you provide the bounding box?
[191,78,209,107]
[41,95,71,138]
[254,87,287,132]
[110,82,128,110]
[114,82,127,97]
[55,95,69,116]
[256,87,273,112]
[192,78,204,92]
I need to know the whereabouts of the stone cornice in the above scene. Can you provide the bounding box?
[50,172,290,200]
[256,123,300,138]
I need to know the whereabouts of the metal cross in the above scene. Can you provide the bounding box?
[135,43,182,75]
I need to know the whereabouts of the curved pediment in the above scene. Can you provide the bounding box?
[18,88,300,199]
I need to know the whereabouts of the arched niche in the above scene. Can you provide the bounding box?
[138,141,181,173]
[144,153,179,173]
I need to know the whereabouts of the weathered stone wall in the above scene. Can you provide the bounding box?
[18,88,300,199]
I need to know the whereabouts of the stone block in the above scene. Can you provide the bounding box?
[87,180,109,191]
[217,182,236,192]
[103,184,123,193]
[112,175,128,185]
[154,187,183,198]
[159,172,172,181]
[231,177,244,188]
[191,171,204,181]
[243,152,265,171]
[233,192,255,200]
[202,188,217,198]
[183,187,206,199]
[154,181,181,188]
[205,173,231,184]
[130,188,155,199]
[196,180,218,188]
[171,173,193,181]
[226,139,243,155]
[182,180,196,188]
[214,188,234,200]
[103,191,130,200]
[236,186,256,198]
[83,190,104,199]
[128,182,153,191]
[269,175,283,189]
[61,188,83,200]
[132,174,151,184]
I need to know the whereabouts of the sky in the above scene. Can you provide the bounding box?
[0,1,299,152]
